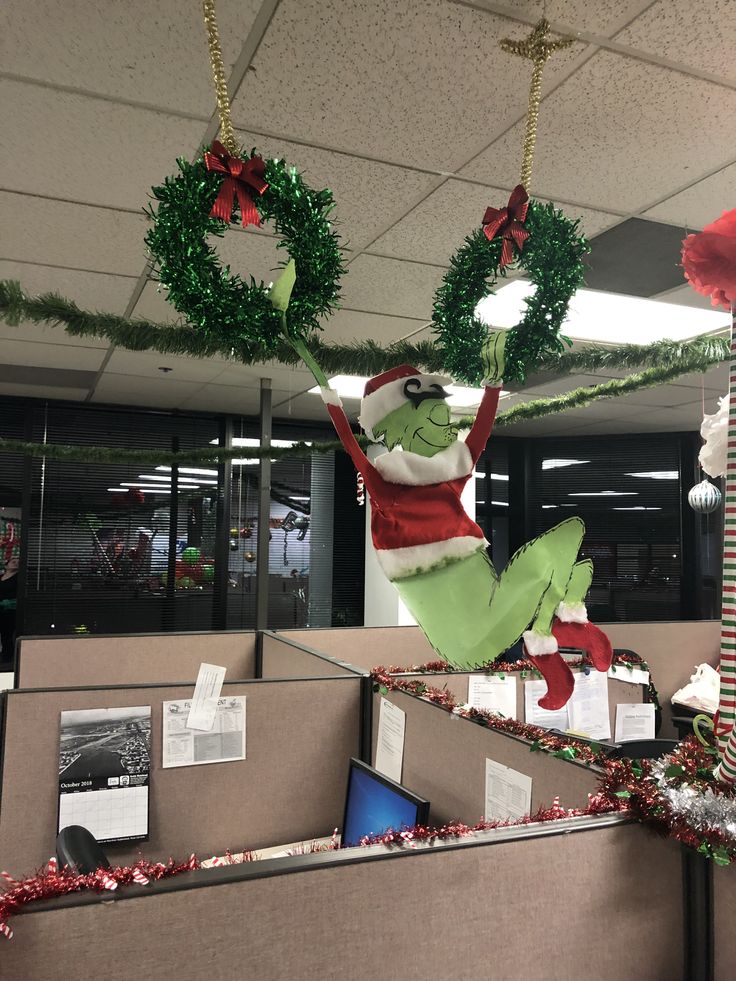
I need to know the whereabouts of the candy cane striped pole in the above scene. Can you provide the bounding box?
[716,309,736,783]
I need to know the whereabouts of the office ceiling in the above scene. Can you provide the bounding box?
[1,0,734,435]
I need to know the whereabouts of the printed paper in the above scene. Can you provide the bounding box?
[186,663,227,731]
[524,680,570,731]
[568,671,611,740]
[484,758,532,821]
[163,696,246,768]
[374,697,406,783]
[468,674,517,718]
[58,706,151,843]
[615,703,656,742]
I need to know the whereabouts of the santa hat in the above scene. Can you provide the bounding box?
[359,364,452,440]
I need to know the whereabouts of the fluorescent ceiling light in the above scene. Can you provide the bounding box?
[309,377,509,404]
[475,280,731,344]
[613,506,663,511]
[474,470,509,481]
[137,474,206,485]
[156,466,219,476]
[542,459,590,470]
[568,491,637,497]
[121,482,200,490]
[626,471,678,480]
[208,437,310,449]
[542,504,558,509]
[492,500,509,507]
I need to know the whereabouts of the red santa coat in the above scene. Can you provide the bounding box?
[325,385,501,581]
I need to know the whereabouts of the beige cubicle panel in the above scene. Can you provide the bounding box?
[391,666,647,730]
[373,687,602,820]
[0,676,361,876]
[715,864,736,981]
[0,817,683,981]
[260,630,364,678]
[601,620,720,737]
[15,631,257,689]
[277,625,434,671]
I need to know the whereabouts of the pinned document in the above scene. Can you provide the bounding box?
[568,671,611,740]
[608,665,649,687]
[375,698,406,783]
[186,663,226,731]
[615,703,655,743]
[484,759,532,822]
[468,674,517,718]
[524,680,569,731]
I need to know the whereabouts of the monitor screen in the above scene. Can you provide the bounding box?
[341,759,430,847]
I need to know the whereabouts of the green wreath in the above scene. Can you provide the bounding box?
[145,147,344,356]
[433,198,588,385]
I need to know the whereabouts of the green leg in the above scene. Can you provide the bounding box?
[395,518,585,669]
[563,559,593,605]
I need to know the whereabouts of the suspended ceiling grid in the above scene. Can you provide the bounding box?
[1,0,734,433]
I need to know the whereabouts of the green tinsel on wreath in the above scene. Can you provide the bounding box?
[432,201,588,385]
[144,152,345,354]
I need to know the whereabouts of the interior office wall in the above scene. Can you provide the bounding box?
[0,676,361,873]
[715,865,736,981]
[0,821,684,981]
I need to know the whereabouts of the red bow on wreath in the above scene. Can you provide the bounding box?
[482,184,530,268]
[203,141,269,228]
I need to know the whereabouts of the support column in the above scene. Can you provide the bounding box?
[211,416,232,630]
[255,379,272,632]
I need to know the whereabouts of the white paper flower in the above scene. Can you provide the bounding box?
[700,395,728,478]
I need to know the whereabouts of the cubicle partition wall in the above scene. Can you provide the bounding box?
[277,625,434,672]
[715,866,736,981]
[0,816,685,981]
[0,675,362,875]
[373,687,602,820]
[259,630,365,679]
[15,631,258,689]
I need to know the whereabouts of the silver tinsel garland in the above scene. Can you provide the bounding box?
[650,754,736,836]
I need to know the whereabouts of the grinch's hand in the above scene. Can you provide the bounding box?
[481,330,506,386]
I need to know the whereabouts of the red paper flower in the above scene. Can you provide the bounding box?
[682,208,736,309]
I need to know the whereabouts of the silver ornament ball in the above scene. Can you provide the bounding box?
[688,479,722,514]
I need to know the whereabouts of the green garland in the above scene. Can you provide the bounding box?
[1,280,727,380]
[433,201,587,385]
[145,151,344,354]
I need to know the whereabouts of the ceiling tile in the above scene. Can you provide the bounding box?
[230,0,584,171]
[318,308,426,345]
[0,191,149,277]
[0,0,261,117]
[91,373,204,409]
[340,254,445,320]
[233,128,440,252]
[492,0,653,35]
[369,178,619,265]
[211,361,314,391]
[104,349,226,384]
[654,283,722,310]
[643,162,736,229]
[272,390,349,422]
[181,384,288,415]
[0,260,135,322]
[132,280,181,324]
[614,0,736,84]
[0,80,205,211]
[0,339,105,371]
[459,50,736,212]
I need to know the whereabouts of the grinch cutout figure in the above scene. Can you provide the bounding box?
[309,331,612,710]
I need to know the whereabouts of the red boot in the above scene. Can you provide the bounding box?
[522,631,575,711]
[551,619,613,673]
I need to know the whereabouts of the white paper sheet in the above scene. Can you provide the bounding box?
[163,696,246,768]
[374,698,406,783]
[524,680,570,731]
[484,758,532,821]
[568,671,611,740]
[608,665,650,687]
[615,703,656,742]
[186,663,227,731]
[468,674,517,718]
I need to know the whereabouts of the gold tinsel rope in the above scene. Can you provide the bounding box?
[500,18,574,191]
[202,0,239,156]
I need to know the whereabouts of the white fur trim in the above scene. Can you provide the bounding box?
[360,372,452,437]
[377,535,486,580]
[320,387,342,407]
[480,379,505,389]
[373,440,472,486]
[556,601,588,624]
[523,631,559,656]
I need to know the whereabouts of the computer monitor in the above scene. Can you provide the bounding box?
[341,759,430,847]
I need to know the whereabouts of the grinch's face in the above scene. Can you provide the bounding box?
[373,387,458,457]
